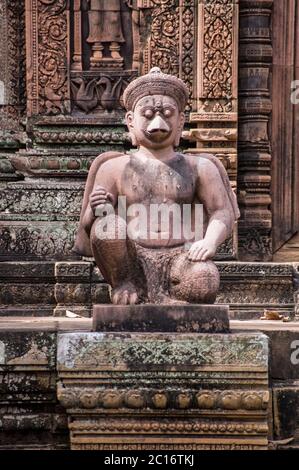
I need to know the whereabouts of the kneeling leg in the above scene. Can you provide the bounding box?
[169,253,220,304]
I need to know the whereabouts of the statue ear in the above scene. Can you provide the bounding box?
[125,111,137,146]
[175,112,185,147]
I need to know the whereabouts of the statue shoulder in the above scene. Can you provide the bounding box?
[89,151,129,174]
[185,152,221,173]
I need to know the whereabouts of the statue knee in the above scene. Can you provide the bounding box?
[169,253,220,304]
[90,214,127,247]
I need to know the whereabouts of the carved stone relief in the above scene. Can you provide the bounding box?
[57,331,269,450]
[0,0,26,132]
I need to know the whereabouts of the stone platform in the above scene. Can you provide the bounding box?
[57,305,269,451]
[92,304,230,333]
[1,317,299,449]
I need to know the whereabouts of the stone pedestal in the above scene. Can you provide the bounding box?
[57,306,269,450]
[93,304,230,333]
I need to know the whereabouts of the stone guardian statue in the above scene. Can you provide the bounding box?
[74,68,240,305]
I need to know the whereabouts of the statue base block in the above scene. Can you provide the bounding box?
[92,304,230,333]
[57,326,269,450]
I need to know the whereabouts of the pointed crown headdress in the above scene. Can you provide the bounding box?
[123,67,189,112]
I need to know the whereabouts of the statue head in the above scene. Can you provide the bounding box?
[123,68,189,149]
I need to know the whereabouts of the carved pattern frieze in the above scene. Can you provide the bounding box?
[34,128,128,144]
[69,419,268,435]
[58,386,269,411]
[74,443,264,450]
[0,223,77,259]
[58,332,268,369]
[0,283,55,305]
[217,283,294,305]
[0,185,83,216]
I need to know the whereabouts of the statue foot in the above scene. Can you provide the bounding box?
[111,281,142,305]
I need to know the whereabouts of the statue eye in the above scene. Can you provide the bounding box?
[144,108,154,119]
[164,108,173,118]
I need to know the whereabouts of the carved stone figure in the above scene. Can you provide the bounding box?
[86,0,125,68]
[74,68,240,305]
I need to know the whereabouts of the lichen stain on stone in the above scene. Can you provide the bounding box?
[8,342,48,366]
[57,333,105,369]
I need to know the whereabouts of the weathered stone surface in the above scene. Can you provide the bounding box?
[2,318,299,449]
[0,331,56,369]
[265,330,299,380]
[217,262,296,319]
[57,331,269,450]
[57,332,269,371]
[0,180,84,217]
[0,330,68,450]
[272,384,299,442]
[0,262,55,316]
[54,261,110,318]
[93,304,230,333]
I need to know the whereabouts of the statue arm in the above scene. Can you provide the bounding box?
[190,158,235,261]
[82,160,119,234]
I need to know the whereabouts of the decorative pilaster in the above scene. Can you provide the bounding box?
[181,0,239,259]
[238,0,273,261]
[25,0,71,117]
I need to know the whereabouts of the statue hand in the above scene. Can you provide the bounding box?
[188,239,217,262]
[90,185,114,215]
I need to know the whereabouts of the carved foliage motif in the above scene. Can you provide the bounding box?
[202,0,233,110]
[149,0,180,75]
[0,0,26,129]
[37,0,70,115]
[26,0,70,116]
[144,0,195,112]
[217,283,294,305]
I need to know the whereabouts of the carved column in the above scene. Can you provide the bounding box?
[238,0,273,261]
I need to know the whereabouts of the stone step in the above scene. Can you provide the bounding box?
[0,261,297,319]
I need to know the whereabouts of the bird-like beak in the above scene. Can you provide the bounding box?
[145,115,170,142]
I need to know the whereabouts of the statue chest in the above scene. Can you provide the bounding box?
[120,158,196,205]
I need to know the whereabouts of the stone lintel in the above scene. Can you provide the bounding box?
[92,304,230,333]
